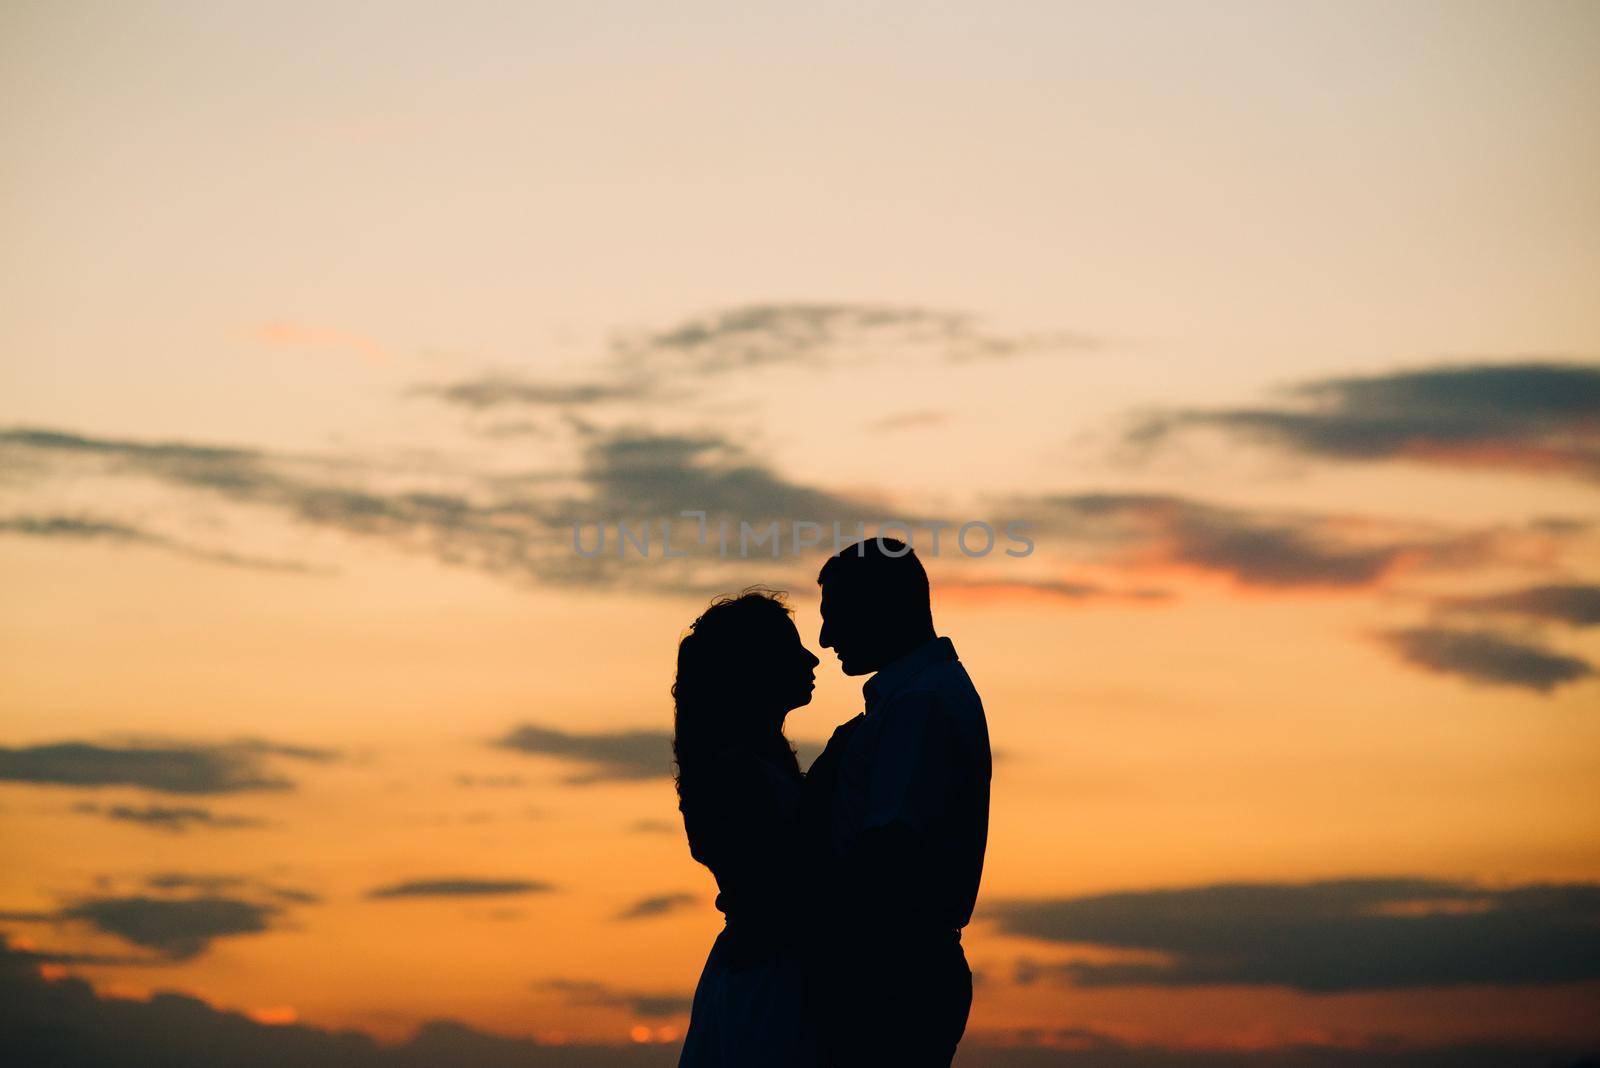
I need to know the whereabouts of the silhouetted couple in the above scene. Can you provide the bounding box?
[673,538,992,1067]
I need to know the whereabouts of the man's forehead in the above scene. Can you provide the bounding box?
[818,578,867,604]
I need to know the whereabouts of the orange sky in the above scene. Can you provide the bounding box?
[2,2,1598,1063]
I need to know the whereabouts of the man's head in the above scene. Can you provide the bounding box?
[817,537,936,676]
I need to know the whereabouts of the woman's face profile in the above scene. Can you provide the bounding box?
[759,614,820,715]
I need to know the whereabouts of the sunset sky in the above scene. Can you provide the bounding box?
[2,2,1598,1064]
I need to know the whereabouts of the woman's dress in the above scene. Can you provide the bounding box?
[677,746,819,1067]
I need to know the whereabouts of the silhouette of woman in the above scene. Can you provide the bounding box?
[673,589,823,1067]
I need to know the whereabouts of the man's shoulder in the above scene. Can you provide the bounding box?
[897,659,983,713]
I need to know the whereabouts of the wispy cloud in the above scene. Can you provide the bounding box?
[365,878,553,900]
[1013,493,1473,590]
[71,803,266,833]
[990,877,1600,992]
[537,978,693,1019]
[940,578,1172,603]
[140,873,318,904]
[408,376,649,409]
[493,724,673,784]
[0,513,319,572]
[614,302,1097,375]
[0,739,333,795]
[614,893,697,921]
[573,427,883,525]
[1126,360,1600,481]
[0,424,871,596]
[1378,628,1594,693]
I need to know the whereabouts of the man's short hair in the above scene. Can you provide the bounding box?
[818,537,932,626]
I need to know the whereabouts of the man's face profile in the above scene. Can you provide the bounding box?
[819,580,876,676]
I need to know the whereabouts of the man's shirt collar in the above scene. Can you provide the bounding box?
[863,636,958,714]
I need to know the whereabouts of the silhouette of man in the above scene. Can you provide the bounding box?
[804,537,991,1067]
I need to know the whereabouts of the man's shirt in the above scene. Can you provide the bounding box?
[814,636,991,932]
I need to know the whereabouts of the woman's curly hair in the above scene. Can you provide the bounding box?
[671,587,801,807]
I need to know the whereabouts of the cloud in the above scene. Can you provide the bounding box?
[494,724,674,784]
[988,877,1600,992]
[940,578,1173,603]
[627,819,679,835]
[60,896,280,961]
[573,427,881,525]
[538,978,694,1019]
[0,739,331,795]
[0,513,319,572]
[1,936,688,1066]
[1378,628,1594,693]
[961,1031,1597,1068]
[614,893,697,921]
[614,302,1096,376]
[409,377,649,409]
[140,874,318,905]
[0,425,593,589]
[4,934,1592,1068]
[1437,584,1600,627]
[365,879,553,900]
[1015,493,1462,590]
[0,424,857,595]
[72,803,266,833]
[1127,360,1600,481]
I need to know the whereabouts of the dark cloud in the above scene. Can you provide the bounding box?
[1127,361,1600,481]
[366,879,553,900]
[0,739,330,795]
[1438,584,1600,627]
[72,803,265,833]
[140,874,318,904]
[615,893,697,921]
[989,877,1600,992]
[627,819,679,835]
[1016,493,1459,589]
[0,936,684,1067]
[1379,628,1594,693]
[960,1032,1599,1068]
[60,895,280,961]
[3,935,1591,1068]
[0,424,855,596]
[494,723,674,784]
[0,426,576,585]
[538,978,694,1019]
[574,427,880,525]
[409,377,648,410]
[615,302,1096,376]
